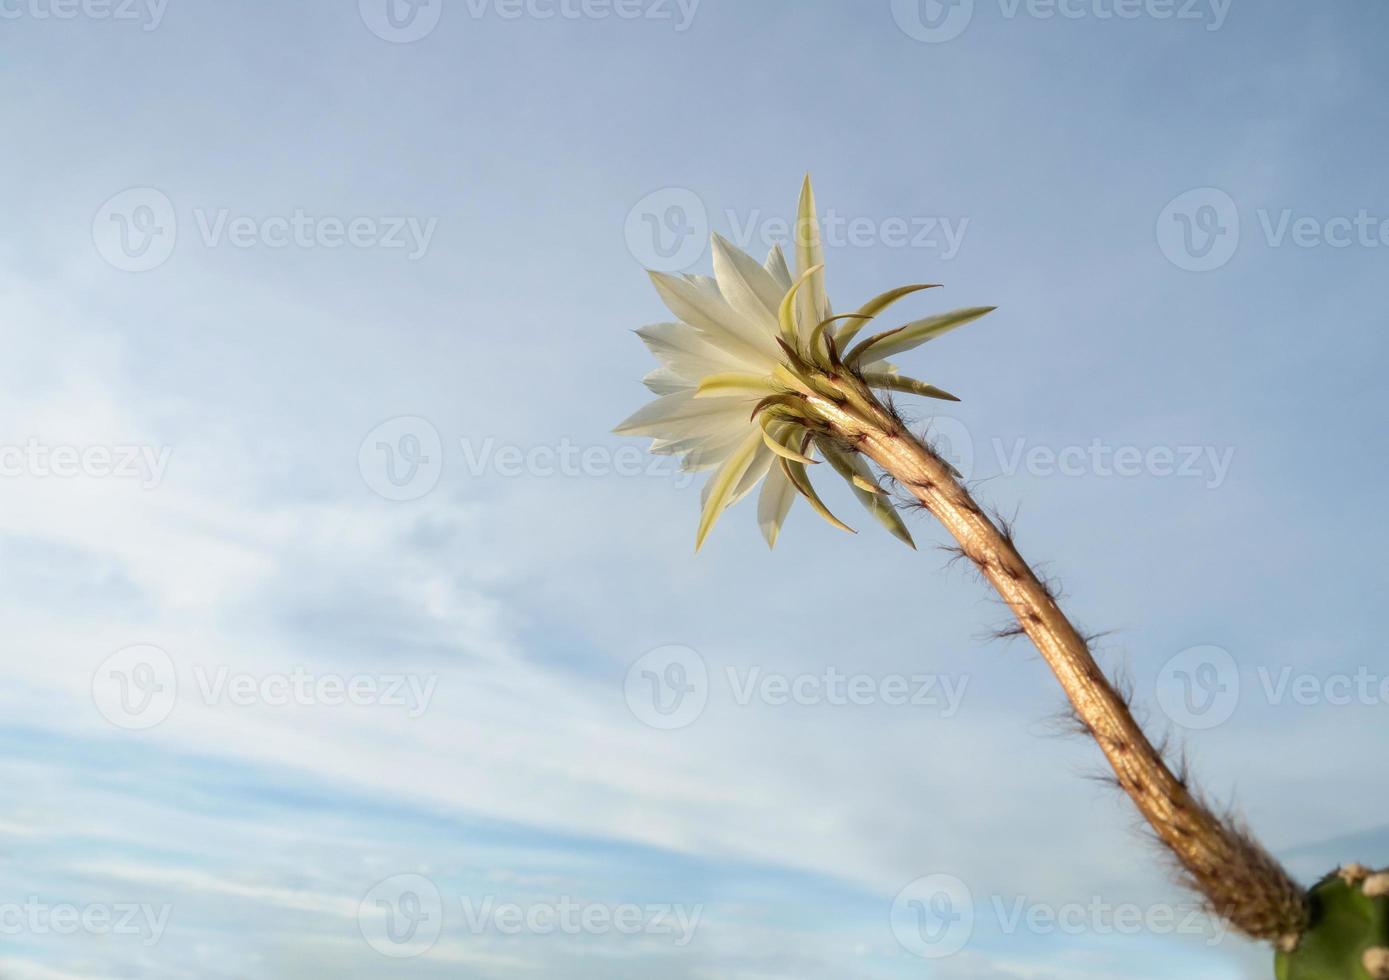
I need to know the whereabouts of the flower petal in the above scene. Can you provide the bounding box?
[643,366,691,394]
[756,453,798,549]
[614,390,756,443]
[711,234,785,332]
[648,272,778,366]
[764,243,793,291]
[637,321,748,382]
[696,428,765,551]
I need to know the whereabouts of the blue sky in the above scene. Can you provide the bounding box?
[1,0,1386,977]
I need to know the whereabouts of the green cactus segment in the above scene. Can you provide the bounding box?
[1277,867,1389,980]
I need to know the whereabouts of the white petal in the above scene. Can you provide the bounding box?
[757,455,798,548]
[712,234,785,331]
[765,243,793,291]
[727,442,774,505]
[696,428,765,551]
[614,390,754,443]
[636,322,744,383]
[648,272,779,366]
[642,367,691,394]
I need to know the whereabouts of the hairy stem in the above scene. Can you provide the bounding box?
[809,380,1307,946]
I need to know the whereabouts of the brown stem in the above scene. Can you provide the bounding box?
[809,381,1307,947]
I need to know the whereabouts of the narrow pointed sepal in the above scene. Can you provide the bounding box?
[862,372,962,402]
[779,457,855,535]
[778,263,825,348]
[836,283,943,347]
[846,306,997,367]
[809,314,871,364]
[851,474,888,496]
[817,438,917,549]
[760,416,817,464]
[693,373,780,399]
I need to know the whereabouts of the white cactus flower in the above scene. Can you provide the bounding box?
[615,176,994,550]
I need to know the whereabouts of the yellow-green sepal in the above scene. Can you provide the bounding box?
[817,438,916,549]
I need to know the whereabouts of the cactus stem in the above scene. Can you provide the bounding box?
[805,378,1308,946]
